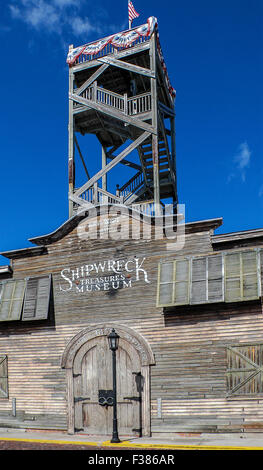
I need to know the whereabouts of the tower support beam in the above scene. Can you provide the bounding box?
[97,56,155,78]
[150,31,160,214]
[74,131,151,200]
[75,63,109,96]
[68,48,75,218]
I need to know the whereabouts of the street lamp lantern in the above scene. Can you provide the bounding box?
[108,328,121,443]
[108,328,120,351]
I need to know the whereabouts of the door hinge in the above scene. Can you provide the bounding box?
[74,396,90,403]
[123,396,141,402]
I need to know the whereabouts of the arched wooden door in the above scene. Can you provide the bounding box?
[73,336,142,436]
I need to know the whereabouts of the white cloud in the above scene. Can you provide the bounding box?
[70,16,99,36]
[53,0,80,6]
[10,1,60,32]
[234,141,251,181]
[9,0,102,37]
[9,5,21,18]
[228,141,252,183]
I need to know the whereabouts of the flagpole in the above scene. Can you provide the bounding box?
[128,0,139,30]
[128,0,131,29]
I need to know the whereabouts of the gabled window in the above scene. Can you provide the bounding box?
[157,249,261,308]
[0,356,8,398]
[226,344,263,397]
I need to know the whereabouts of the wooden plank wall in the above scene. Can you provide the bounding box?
[0,220,263,433]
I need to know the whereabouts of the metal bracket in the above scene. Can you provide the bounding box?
[123,396,141,402]
[74,396,90,403]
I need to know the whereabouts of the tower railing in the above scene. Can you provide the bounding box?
[77,187,123,205]
[73,84,152,116]
[119,171,145,201]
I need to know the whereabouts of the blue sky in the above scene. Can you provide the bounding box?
[0,0,262,265]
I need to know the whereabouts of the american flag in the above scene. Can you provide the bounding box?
[128,1,139,25]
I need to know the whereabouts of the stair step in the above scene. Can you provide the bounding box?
[146,169,170,177]
[142,150,168,161]
[145,157,169,167]
[141,142,166,151]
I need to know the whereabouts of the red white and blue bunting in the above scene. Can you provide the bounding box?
[67,16,175,99]
[67,17,157,65]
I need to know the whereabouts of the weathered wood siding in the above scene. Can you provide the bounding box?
[1,219,263,433]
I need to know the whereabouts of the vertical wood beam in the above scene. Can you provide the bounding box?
[150,33,160,215]
[102,146,107,191]
[170,116,178,204]
[68,45,75,218]
[66,368,75,434]
[74,134,90,180]
[141,365,151,436]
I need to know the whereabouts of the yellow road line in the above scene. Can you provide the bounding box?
[102,440,263,451]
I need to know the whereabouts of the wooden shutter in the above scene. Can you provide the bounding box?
[225,252,241,302]
[157,259,190,307]
[157,262,174,306]
[0,356,8,398]
[207,254,224,303]
[225,250,259,302]
[242,250,259,299]
[157,250,259,308]
[22,276,51,321]
[0,280,26,321]
[174,259,190,305]
[226,344,263,396]
[191,256,207,304]
[191,254,223,304]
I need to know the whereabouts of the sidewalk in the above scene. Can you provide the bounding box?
[0,428,263,450]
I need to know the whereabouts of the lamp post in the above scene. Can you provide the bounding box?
[108,328,121,443]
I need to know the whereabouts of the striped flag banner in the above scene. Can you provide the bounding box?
[128,1,139,27]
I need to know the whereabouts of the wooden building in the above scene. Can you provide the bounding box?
[1,18,263,437]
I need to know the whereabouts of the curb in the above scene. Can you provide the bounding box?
[0,436,263,450]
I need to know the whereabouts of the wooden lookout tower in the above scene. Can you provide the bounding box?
[67,17,177,218]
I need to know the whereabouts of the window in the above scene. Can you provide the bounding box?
[156,249,261,308]
[226,344,263,397]
[0,356,8,398]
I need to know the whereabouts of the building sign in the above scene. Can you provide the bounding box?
[59,257,150,294]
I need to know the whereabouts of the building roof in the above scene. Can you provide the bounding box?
[212,227,263,249]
